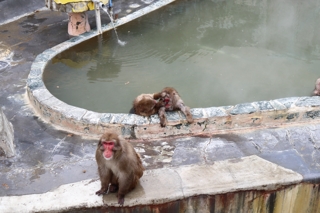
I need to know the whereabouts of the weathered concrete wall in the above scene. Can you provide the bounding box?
[1,155,319,213]
[0,0,44,25]
[102,184,320,213]
[0,108,14,157]
[93,184,320,213]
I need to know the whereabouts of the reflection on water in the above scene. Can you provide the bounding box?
[43,0,320,113]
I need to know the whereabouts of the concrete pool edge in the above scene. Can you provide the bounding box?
[0,155,307,212]
[26,0,320,140]
[27,71,320,139]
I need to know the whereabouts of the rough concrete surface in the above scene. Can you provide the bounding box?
[0,108,14,157]
[0,0,45,25]
[0,156,303,213]
[0,0,320,212]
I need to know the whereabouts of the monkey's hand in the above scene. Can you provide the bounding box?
[95,189,107,196]
[153,92,162,100]
[158,108,167,127]
[156,99,166,107]
[186,116,194,123]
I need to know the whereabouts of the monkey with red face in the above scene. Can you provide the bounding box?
[133,93,164,116]
[95,132,144,205]
[312,78,320,96]
[154,87,194,127]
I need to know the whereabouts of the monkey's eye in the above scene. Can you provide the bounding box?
[103,141,114,146]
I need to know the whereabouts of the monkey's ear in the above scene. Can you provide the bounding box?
[116,136,127,153]
[97,140,103,149]
[112,144,122,151]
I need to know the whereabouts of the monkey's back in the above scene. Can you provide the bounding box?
[133,93,158,116]
[116,139,144,176]
[116,141,144,191]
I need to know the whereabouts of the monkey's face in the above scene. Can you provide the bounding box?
[316,79,320,90]
[98,133,121,160]
[161,92,173,109]
[100,140,116,160]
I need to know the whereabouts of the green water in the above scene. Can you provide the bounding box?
[43,0,320,113]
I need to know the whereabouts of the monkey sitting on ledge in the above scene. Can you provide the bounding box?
[95,132,144,205]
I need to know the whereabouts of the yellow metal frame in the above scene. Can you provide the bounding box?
[53,0,109,12]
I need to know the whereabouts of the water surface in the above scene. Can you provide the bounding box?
[44,0,320,113]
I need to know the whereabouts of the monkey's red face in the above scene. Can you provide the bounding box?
[101,141,115,160]
[162,93,172,109]
[164,97,170,102]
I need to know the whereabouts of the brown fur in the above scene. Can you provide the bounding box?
[133,93,164,116]
[154,87,194,127]
[95,132,144,205]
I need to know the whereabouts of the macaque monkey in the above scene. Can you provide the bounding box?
[312,78,320,96]
[154,87,194,127]
[95,132,144,205]
[133,93,164,116]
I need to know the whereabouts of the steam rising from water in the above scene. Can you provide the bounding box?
[44,0,320,113]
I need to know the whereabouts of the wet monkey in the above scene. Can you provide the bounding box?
[132,93,164,116]
[95,132,144,205]
[154,87,194,127]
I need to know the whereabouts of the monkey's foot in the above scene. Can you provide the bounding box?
[117,194,125,205]
[160,118,167,127]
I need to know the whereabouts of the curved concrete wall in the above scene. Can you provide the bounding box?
[26,0,320,140]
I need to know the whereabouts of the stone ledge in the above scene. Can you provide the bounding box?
[27,76,320,139]
[0,155,303,213]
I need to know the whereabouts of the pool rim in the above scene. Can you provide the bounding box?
[26,0,320,139]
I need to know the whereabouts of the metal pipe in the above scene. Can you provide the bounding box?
[92,0,105,7]
[93,1,102,34]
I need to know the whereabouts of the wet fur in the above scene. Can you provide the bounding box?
[154,87,194,127]
[133,93,164,116]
